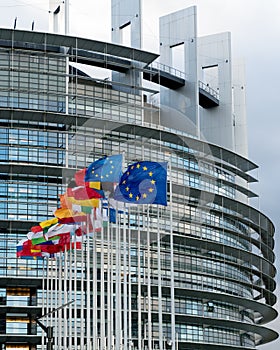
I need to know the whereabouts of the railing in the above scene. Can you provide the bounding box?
[146,61,187,80]
[145,64,219,102]
[199,80,219,100]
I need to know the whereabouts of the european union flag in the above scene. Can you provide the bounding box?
[114,161,167,205]
[85,154,123,183]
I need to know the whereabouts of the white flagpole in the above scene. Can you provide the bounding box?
[86,213,91,350]
[91,208,98,350]
[74,229,78,349]
[42,258,47,349]
[80,227,85,350]
[123,203,128,350]
[58,252,63,349]
[169,161,176,350]
[107,205,112,350]
[52,258,56,348]
[109,208,115,350]
[69,235,73,348]
[115,201,122,350]
[63,246,68,349]
[157,206,163,350]
[100,203,106,350]
[116,152,126,350]
[147,204,152,350]
[127,206,132,348]
[137,206,142,350]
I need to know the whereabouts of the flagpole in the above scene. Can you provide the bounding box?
[91,208,98,350]
[52,258,57,348]
[63,246,68,349]
[115,201,122,350]
[115,151,126,350]
[147,204,152,350]
[80,226,85,350]
[86,213,91,350]
[73,227,78,349]
[69,235,73,348]
[59,251,63,349]
[123,202,128,350]
[100,203,106,350]
[127,206,132,349]
[56,253,61,348]
[110,214,114,350]
[169,160,176,350]
[107,204,112,350]
[42,258,47,349]
[137,206,142,350]
[157,206,163,350]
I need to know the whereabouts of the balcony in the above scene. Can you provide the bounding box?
[199,81,219,108]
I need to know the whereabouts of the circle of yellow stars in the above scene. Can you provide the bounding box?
[120,162,156,201]
[91,160,115,180]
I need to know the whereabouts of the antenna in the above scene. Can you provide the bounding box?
[31,21,35,31]
[14,17,17,29]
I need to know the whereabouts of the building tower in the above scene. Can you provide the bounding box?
[0,1,277,349]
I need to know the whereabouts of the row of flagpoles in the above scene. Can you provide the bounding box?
[15,153,177,350]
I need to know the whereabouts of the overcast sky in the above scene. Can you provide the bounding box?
[0,0,279,348]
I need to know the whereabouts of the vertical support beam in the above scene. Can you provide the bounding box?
[111,0,142,49]
[198,32,234,150]
[64,0,69,34]
[111,0,142,94]
[159,6,199,137]
[232,60,248,158]
[49,0,69,34]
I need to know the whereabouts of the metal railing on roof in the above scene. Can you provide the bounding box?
[199,80,219,100]
[146,61,186,80]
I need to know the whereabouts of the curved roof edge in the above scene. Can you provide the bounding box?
[0,28,159,65]
[172,185,275,238]
[173,314,278,345]
[172,287,278,324]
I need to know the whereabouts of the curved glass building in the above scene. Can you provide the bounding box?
[0,1,277,349]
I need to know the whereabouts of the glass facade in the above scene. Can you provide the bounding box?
[0,20,277,350]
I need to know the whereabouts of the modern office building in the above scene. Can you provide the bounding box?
[0,1,277,349]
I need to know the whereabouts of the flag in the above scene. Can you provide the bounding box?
[75,168,87,186]
[16,238,47,259]
[54,208,86,219]
[69,186,104,200]
[85,154,122,183]
[32,236,59,247]
[16,221,83,259]
[35,233,82,254]
[39,218,58,229]
[65,188,100,208]
[58,216,88,224]
[30,232,48,246]
[88,182,101,190]
[59,193,73,210]
[114,161,167,205]
[75,168,100,188]
[109,208,116,223]
[67,197,100,208]
[30,225,43,233]
[46,223,73,239]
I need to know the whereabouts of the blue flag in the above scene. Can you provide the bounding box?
[114,161,167,205]
[85,154,123,183]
